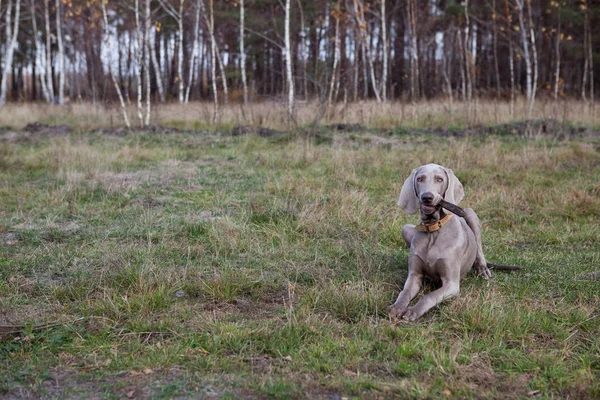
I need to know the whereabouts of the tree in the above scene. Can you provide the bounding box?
[0,0,21,107]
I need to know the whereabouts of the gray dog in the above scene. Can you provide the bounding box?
[389,163,492,321]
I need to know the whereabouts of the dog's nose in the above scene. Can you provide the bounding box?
[421,192,434,204]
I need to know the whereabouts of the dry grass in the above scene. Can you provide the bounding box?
[0,98,599,131]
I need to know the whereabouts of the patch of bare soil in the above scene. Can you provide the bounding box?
[230,125,286,137]
[386,119,599,139]
[456,353,530,399]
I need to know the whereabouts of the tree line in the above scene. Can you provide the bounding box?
[0,0,597,125]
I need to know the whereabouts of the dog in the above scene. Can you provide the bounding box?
[389,163,492,321]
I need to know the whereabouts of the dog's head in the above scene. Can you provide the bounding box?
[397,164,464,215]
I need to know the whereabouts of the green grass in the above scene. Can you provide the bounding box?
[1,129,599,399]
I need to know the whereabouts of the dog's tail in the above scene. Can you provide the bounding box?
[487,263,523,272]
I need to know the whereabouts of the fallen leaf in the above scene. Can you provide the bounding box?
[126,390,136,399]
[443,389,452,396]
[282,355,292,362]
[343,369,357,377]
[143,368,153,375]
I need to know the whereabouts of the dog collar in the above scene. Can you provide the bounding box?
[416,214,452,233]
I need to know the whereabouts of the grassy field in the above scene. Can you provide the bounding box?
[0,117,599,398]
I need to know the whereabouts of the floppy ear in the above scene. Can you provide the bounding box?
[397,168,419,214]
[443,167,464,205]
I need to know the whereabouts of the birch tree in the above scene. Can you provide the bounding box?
[328,5,341,106]
[380,0,388,102]
[159,0,186,103]
[144,0,151,125]
[31,0,50,103]
[515,0,533,112]
[353,0,380,102]
[553,5,561,100]
[44,0,55,102]
[284,0,295,122]
[0,0,21,107]
[240,0,248,104]
[406,0,419,102]
[185,0,201,103]
[526,0,538,117]
[101,0,131,128]
[55,0,65,105]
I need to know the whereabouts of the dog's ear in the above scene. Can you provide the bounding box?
[443,167,464,205]
[397,168,419,214]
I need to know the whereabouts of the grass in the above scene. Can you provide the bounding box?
[0,98,599,131]
[0,121,599,398]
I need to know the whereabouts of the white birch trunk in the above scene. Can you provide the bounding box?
[464,0,472,102]
[55,0,64,105]
[185,0,201,103]
[328,15,340,105]
[354,0,380,102]
[516,0,532,103]
[553,12,561,100]
[240,0,248,104]
[284,0,294,121]
[492,0,500,95]
[177,0,185,103]
[31,0,50,103]
[149,28,165,102]
[204,0,219,124]
[135,0,144,125]
[101,0,131,128]
[44,0,54,102]
[296,0,307,101]
[526,0,538,117]
[144,0,152,125]
[381,0,387,102]
[0,0,20,107]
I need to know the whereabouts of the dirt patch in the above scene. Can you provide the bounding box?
[386,119,599,139]
[230,125,286,137]
[456,353,530,399]
[23,122,72,136]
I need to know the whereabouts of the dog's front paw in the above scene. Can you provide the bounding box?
[388,304,407,319]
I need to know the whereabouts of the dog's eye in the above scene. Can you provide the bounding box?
[416,177,425,182]
[436,177,444,183]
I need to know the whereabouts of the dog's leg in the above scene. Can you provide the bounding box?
[463,208,491,279]
[389,271,422,319]
[401,224,416,248]
[402,275,460,321]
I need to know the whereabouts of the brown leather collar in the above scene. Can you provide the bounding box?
[415,214,452,233]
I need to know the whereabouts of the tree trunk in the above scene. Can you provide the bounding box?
[149,18,165,102]
[144,0,152,125]
[328,11,340,106]
[177,0,185,103]
[526,0,537,117]
[185,0,201,103]
[44,0,55,102]
[240,0,249,104]
[55,0,65,104]
[464,0,473,102]
[284,0,295,122]
[31,0,50,103]
[354,0,380,102]
[553,10,561,100]
[0,0,21,107]
[516,0,532,104]
[135,0,144,125]
[492,0,500,96]
[381,0,387,101]
[101,0,131,128]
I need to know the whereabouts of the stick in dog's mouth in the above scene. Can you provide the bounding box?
[438,199,467,218]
